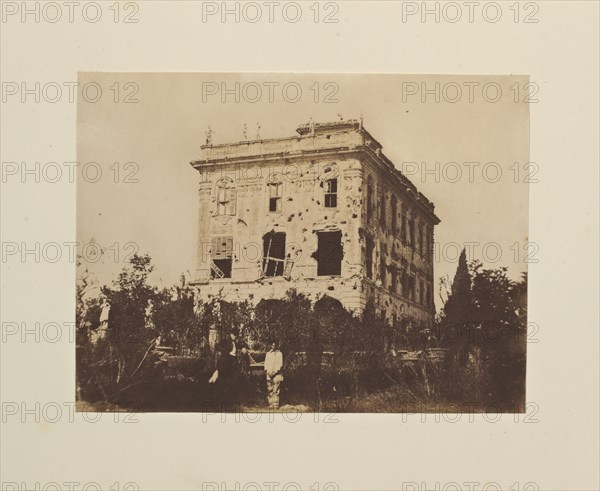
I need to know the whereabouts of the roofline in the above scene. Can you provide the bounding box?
[198,121,383,153]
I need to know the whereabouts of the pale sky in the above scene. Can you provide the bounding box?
[77,73,529,309]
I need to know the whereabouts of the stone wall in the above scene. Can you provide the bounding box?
[191,121,439,329]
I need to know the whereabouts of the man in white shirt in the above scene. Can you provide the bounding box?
[264,341,284,409]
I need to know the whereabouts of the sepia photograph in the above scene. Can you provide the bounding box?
[76,73,529,414]
[3,1,599,490]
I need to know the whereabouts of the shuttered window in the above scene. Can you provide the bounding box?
[210,236,233,278]
[324,178,337,208]
[216,179,236,216]
[268,182,282,212]
[211,236,233,259]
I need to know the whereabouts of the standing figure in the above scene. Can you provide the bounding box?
[264,341,284,410]
[235,325,250,375]
[208,328,241,410]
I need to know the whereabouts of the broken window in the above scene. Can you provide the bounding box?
[424,224,432,258]
[401,270,408,298]
[379,189,386,227]
[216,179,236,216]
[316,230,342,276]
[210,236,233,278]
[408,217,415,247]
[267,182,282,213]
[380,252,386,287]
[419,278,425,305]
[263,232,286,277]
[324,178,337,208]
[391,268,398,294]
[418,223,424,255]
[401,211,407,244]
[391,195,398,234]
[429,227,434,256]
[366,176,373,222]
[365,236,374,280]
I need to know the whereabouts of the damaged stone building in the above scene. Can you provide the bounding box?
[190,120,440,329]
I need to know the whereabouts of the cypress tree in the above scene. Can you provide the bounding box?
[441,248,473,355]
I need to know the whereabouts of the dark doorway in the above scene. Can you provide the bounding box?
[212,259,232,279]
[316,230,343,276]
[263,232,286,277]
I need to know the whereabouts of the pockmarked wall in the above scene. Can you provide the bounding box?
[191,120,439,328]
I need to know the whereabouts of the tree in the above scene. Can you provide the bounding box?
[153,286,203,354]
[470,263,526,409]
[440,248,473,356]
[436,253,527,408]
[77,254,162,403]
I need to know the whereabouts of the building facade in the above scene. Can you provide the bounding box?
[190,120,440,329]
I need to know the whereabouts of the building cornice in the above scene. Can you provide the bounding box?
[190,122,440,225]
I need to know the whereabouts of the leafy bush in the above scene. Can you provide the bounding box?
[77,252,526,412]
